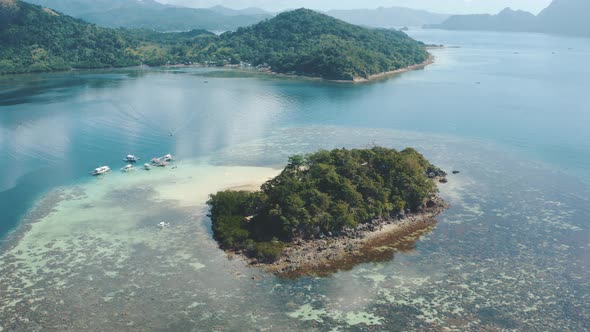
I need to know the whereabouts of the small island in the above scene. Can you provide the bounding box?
[207,147,449,277]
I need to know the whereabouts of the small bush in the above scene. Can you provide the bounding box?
[253,241,285,263]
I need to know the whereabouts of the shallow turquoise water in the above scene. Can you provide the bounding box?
[0,30,588,330]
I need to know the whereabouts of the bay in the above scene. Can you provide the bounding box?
[0,30,588,330]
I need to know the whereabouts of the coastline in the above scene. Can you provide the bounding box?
[351,54,435,83]
[229,196,449,278]
[258,53,435,84]
[0,53,435,84]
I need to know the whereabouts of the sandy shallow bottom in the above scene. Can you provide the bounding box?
[0,126,588,331]
[0,162,280,331]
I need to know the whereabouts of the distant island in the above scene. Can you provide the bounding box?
[426,0,590,38]
[207,147,449,277]
[0,2,432,81]
[327,7,449,28]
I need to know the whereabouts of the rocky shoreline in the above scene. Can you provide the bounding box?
[232,196,449,278]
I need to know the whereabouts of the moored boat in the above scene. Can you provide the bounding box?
[151,158,168,167]
[124,155,140,162]
[121,164,134,172]
[90,166,110,176]
[144,163,152,170]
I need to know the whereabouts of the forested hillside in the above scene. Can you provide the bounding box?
[1,2,430,80]
[0,0,140,73]
[207,9,429,80]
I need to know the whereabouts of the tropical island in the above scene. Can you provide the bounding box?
[207,147,449,277]
[0,1,431,81]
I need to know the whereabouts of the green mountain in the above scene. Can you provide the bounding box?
[24,0,271,32]
[204,9,429,80]
[0,3,429,80]
[0,0,216,74]
[0,0,142,74]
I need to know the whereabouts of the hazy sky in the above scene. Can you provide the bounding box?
[159,0,554,14]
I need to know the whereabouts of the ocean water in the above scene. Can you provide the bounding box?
[0,30,588,330]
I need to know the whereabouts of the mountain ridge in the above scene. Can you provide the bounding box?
[326,7,449,28]
[22,0,271,31]
[427,0,590,37]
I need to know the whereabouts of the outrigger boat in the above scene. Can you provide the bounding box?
[158,222,171,229]
[151,158,168,167]
[162,154,174,162]
[121,164,134,172]
[144,163,152,170]
[90,166,110,176]
[124,155,140,163]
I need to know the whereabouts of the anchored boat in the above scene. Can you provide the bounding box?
[158,222,171,229]
[124,155,140,163]
[151,158,168,167]
[90,166,110,176]
[121,164,134,172]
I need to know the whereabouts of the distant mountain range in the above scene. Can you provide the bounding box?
[207,4,270,17]
[426,0,590,37]
[536,0,589,36]
[23,0,272,31]
[326,7,449,28]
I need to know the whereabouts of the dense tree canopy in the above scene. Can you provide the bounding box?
[206,9,430,80]
[207,147,442,262]
[0,1,141,73]
[1,2,429,80]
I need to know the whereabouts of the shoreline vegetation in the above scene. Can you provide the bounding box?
[193,53,434,83]
[1,2,431,81]
[207,147,450,277]
[0,54,434,85]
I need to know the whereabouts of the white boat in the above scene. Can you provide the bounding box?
[158,222,171,229]
[144,163,152,170]
[90,166,110,176]
[151,158,168,167]
[121,164,134,172]
[124,154,139,162]
[162,154,174,162]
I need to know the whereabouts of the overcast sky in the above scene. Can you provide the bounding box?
[158,0,554,14]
